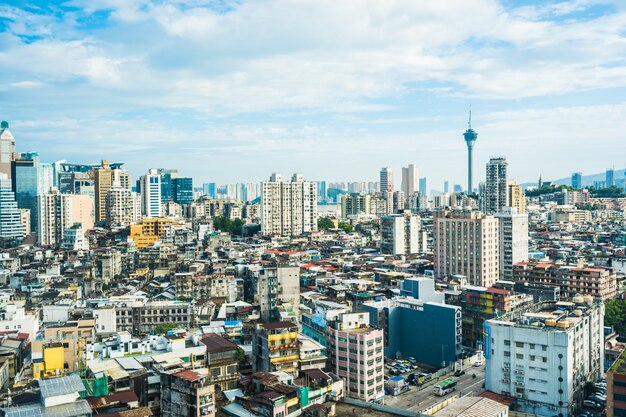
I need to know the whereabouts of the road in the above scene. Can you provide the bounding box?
[384,365,486,413]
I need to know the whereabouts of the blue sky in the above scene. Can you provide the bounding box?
[1,0,626,189]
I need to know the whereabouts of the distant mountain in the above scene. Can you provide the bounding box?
[522,168,626,188]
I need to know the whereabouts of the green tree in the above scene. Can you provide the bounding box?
[318,217,335,230]
[588,186,626,198]
[338,222,354,233]
[605,300,626,335]
[154,322,178,334]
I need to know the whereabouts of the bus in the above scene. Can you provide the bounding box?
[433,378,457,396]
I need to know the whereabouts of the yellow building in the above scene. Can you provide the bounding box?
[31,319,96,379]
[507,181,526,214]
[129,218,173,248]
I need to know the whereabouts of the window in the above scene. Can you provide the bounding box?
[516,354,524,359]
[504,340,510,346]
[515,342,524,348]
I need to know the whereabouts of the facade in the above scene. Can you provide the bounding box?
[507,182,526,214]
[484,301,604,417]
[260,173,317,236]
[129,218,173,248]
[607,350,626,417]
[254,321,300,377]
[114,301,192,335]
[172,177,193,205]
[379,167,393,193]
[495,208,529,281]
[12,152,53,231]
[434,397,509,417]
[0,173,25,242]
[401,164,419,197]
[433,209,500,287]
[363,298,461,368]
[341,193,371,218]
[257,265,300,323]
[571,172,583,189]
[106,183,142,227]
[201,334,240,392]
[62,223,89,250]
[37,191,93,246]
[326,312,385,402]
[512,261,617,300]
[94,160,130,223]
[160,369,215,417]
[379,212,426,255]
[0,121,17,179]
[484,157,508,214]
[141,168,162,218]
[607,168,615,187]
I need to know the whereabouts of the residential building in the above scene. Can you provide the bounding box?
[201,334,240,391]
[607,350,626,417]
[551,209,592,223]
[341,193,371,218]
[326,312,385,402]
[484,300,604,416]
[483,157,508,214]
[507,181,526,213]
[114,300,192,335]
[434,397,509,417]
[106,180,142,227]
[254,321,300,377]
[380,167,393,193]
[94,160,130,223]
[37,190,93,246]
[0,121,16,179]
[129,218,174,248]
[140,168,162,218]
[363,299,461,368]
[379,212,427,255]
[0,173,25,243]
[401,164,419,197]
[495,207,529,281]
[160,369,215,417]
[260,173,317,236]
[62,223,89,250]
[434,209,500,287]
[257,265,300,323]
[512,261,617,300]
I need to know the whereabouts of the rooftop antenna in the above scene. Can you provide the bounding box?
[468,105,472,129]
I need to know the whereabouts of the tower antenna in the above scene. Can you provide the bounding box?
[468,105,472,129]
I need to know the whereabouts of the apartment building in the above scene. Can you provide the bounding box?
[260,173,317,236]
[326,312,385,402]
[254,321,300,377]
[160,369,215,417]
[257,265,300,323]
[607,350,626,417]
[495,207,529,281]
[379,212,427,255]
[201,334,240,392]
[114,301,192,335]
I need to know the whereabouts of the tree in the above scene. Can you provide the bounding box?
[235,347,246,363]
[318,217,334,230]
[154,322,178,334]
[605,300,626,335]
[338,222,354,233]
[232,218,244,235]
[588,186,626,198]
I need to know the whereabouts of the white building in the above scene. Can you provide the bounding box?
[433,209,500,287]
[140,168,162,218]
[380,212,427,255]
[380,167,394,193]
[0,304,40,340]
[260,173,317,236]
[483,157,508,214]
[61,223,89,250]
[495,207,529,281]
[485,299,604,417]
[106,176,142,227]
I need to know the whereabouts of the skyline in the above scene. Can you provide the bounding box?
[2,0,626,185]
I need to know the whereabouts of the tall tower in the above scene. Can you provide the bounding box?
[379,167,394,193]
[463,111,478,193]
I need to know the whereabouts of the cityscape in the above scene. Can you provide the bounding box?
[1,3,626,417]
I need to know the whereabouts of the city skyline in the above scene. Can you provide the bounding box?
[1,1,626,185]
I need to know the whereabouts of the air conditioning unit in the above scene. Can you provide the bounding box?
[515,382,524,386]
[503,379,510,383]
[516,393,524,398]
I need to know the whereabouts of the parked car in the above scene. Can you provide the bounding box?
[473,360,484,367]
[454,370,466,377]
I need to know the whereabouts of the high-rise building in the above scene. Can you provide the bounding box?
[392,190,405,212]
[571,172,583,189]
[106,180,142,227]
[419,177,429,195]
[260,173,317,236]
[0,121,17,180]
[495,207,529,281]
[202,183,217,198]
[37,190,93,246]
[507,181,526,214]
[94,160,130,223]
[401,164,419,197]
[380,212,427,255]
[434,209,500,287]
[140,169,162,218]
[172,177,193,205]
[257,265,300,323]
[606,168,615,187]
[327,312,385,402]
[444,180,449,193]
[453,184,463,193]
[158,168,177,203]
[341,193,371,218]
[0,173,25,243]
[380,167,393,193]
[11,152,53,232]
[463,112,478,193]
[484,157,508,214]
[317,180,327,201]
[485,301,604,417]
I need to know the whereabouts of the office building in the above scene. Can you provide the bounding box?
[379,212,426,255]
[94,160,130,223]
[512,261,617,300]
[463,112,478,193]
[203,183,217,198]
[257,265,300,323]
[260,173,317,236]
[444,180,449,193]
[11,152,53,231]
[327,312,384,402]
[0,173,25,243]
[607,168,615,187]
[401,164,419,197]
[0,121,17,179]
[363,298,461,369]
[485,300,604,416]
[434,209,500,287]
[157,168,177,202]
[140,168,162,218]
[172,177,193,205]
[419,177,429,195]
[607,350,626,417]
[380,167,393,194]
[507,181,526,214]
[341,193,371,218]
[571,172,583,189]
[495,207,529,281]
[317,180,327,201]
[484,157,508,214]
[254,321,300,377]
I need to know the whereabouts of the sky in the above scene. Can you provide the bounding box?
[1,0,626,190]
